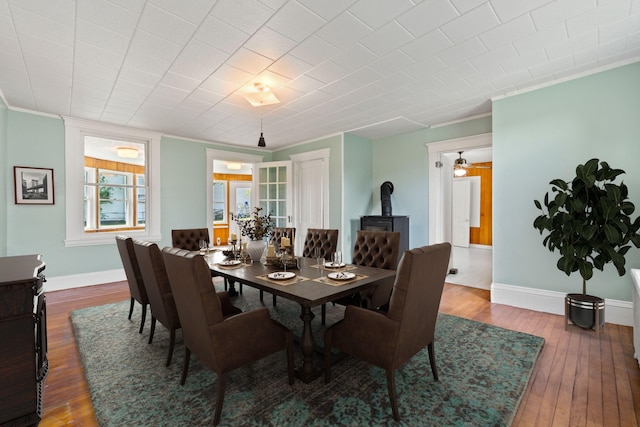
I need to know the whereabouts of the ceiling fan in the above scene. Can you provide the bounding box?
[453,151,491,176]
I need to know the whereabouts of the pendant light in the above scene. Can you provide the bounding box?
[258,115,266,147]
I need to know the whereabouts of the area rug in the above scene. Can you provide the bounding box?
[71,284,544,426]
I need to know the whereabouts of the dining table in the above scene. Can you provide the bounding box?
[206,251,396,383]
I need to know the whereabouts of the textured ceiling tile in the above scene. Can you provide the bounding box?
[437,37,488,66]
[268,54,314,80]
[401,29,452,62]
[210,0,273,35]
[359,21,414,56]
[490,0,554,23]
[129,29,182,62]
[331,43,378,72]
[440,3,500,44]
[226,47,273,75]
[348,0,414,29]
[194,15,250,54]
[148,0,215,25]
[289,35,339,66]
[315,11,371,49]
[76,19,130,54]
[138,3,197,45]
[529,0,596,31]
[244,26,297,61]
[77,0,137,35]
[479,14,536,50]
[298,0,355,20]
[396,0,459,38]
[267,0,326,42]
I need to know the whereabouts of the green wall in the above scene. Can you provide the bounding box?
[370,116,492,249]
[2,112,267,277]
[493,61,640,301]
[343,133,373,257]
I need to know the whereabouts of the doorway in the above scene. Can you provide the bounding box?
[427,134,493,290]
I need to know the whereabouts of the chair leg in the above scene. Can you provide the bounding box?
[213,373,227,426]
[128,297,134,320]
[273,294,277,307]
[139,303,147,334]
[427,342,438,381]
[321,304,326,325]
[323,332,332,383]
[180,347,191,385]
[386,369,400,421]
[166,328,176,367]
[259,290,264,302]
[148,317,156,344]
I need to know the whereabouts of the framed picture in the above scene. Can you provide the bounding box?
[14,166,55,205]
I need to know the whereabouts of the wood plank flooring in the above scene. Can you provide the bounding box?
[39,281,640,426]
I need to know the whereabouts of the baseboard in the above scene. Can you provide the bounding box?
[45,269,125,292]
[491,282,633,327]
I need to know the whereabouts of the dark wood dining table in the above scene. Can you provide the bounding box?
[206,252,396,383]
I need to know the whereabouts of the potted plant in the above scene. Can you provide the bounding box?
[231,207,274,262]
[533,158,640,330]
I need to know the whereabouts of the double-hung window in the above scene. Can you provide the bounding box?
[64,118,161,246]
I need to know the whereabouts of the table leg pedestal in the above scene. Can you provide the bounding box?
[295,306,322,383]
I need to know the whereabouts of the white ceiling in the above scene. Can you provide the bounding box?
[0,0,638,150]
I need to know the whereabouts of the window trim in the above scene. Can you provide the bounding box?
[64,117,161,246]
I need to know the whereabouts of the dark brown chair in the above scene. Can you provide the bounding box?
[324,243,451,422]
[133,239,241,366]
[348,230,401,310]
[302,228,338,259]
[162,247,295,426]
[115,235,149,333]
[171,228,210,251]
[301,228,339,324]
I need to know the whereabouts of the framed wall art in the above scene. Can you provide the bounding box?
[14,166,55,205]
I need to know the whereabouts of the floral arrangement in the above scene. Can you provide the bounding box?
[231,207,274,241]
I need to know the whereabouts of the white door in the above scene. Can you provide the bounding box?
[452,179,471,247]
[295,158,325,248]
[253,160,293,237]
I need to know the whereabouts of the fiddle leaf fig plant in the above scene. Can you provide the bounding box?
[533,158,640,295]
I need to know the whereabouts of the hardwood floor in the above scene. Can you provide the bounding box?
[40,281,640,426]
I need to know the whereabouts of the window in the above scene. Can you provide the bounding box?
[213,180,226,223]
[64,118,161,246]
[84,137,146,231]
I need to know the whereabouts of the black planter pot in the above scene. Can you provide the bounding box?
[566,293,605,330]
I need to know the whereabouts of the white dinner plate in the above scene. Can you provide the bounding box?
[324,262,346,268]
[268,271,296,280]
[327,271,356,280]
[219,260,241,266]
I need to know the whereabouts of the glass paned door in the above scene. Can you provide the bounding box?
[254,161,292,229]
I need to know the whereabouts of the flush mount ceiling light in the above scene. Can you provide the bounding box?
[117,146,138,158]
[227,162,242,170]
[242,82,280,107]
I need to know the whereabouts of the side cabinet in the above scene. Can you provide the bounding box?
[0,255,47,427]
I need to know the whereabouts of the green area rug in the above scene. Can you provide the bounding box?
[71,284,544,426]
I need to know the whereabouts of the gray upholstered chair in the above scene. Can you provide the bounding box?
[171,228,210,251]
[115,235,149,334]
[162,247,295,426]
[324,243,451,422]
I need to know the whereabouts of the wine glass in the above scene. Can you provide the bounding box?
[332,251,342,271]
[199,240,208,255]
[281,251,289,273]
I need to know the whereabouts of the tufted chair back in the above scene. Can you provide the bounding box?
[269,227,296,253]
[302,228,339,259]
[171,228,210,251]
[352,230,401,270]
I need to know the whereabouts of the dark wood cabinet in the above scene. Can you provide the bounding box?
[0,255,47,427]
[360,215,410,254]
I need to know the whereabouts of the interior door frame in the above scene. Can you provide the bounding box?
[290,148,330,248]
[206,149,264,241]
[426,133,492,245]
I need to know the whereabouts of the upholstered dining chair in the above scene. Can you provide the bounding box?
[302,228,338,259]
[172,227,238,292]
[345,230,401,310]
[301,228,339,324]
[324,243,451,422]
[162,247,295,426]
[171,228,210,251]
[115,235,149,334]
